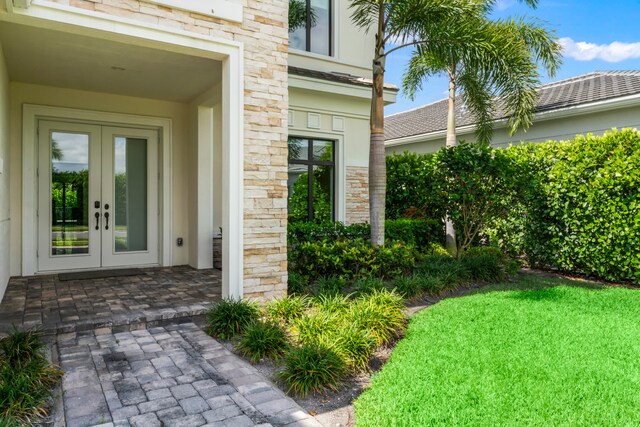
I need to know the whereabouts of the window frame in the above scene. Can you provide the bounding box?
[288,137,336,222]
[299,0,333,56]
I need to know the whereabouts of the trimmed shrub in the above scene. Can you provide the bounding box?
[0,329,63,426]
[277,344,347,397]
[290,239,417,281]
[207,299,260,340]
[237,320,289,363]
[498,130,640,283]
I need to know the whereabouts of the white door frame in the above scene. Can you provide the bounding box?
[13,1,246,298]
[24,105,172,274]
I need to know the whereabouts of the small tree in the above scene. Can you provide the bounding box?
[402,7,562,255]
[436,142,520,256]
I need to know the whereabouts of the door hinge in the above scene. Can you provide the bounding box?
[36,249,39,258]
[36,167,39,178]
[36,209,39,218]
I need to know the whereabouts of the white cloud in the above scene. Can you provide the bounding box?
[495,0,516,11]
[560,37,640,62]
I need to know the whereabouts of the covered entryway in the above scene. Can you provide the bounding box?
[0,1,245,299]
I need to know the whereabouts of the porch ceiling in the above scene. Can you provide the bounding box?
[0,22,222,102]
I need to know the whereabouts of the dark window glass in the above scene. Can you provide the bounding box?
[287,137,335,223]
[289,0,331,56]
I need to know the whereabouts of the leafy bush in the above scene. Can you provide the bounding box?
[207,299,260,340]
[386,151,447,220]
[290,239,417,281]
[0,329,63,426]
[288,219,442,251]
[267,295,309,324]
[277,344,347,397]
[237,320,289,363]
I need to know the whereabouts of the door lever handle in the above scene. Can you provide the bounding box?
[94,212,100,230]
[104,212,110,230]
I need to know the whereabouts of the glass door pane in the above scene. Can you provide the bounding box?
[50,132,90,256]
[113,137,148,252]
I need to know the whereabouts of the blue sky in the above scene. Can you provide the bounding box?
[385,0,640,115]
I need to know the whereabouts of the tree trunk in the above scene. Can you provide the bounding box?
[445,68,458,256]
[369,11,386,247]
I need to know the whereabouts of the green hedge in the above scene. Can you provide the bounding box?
[288,219,443,250]
[495,130,640,282]
[386,129,640,283]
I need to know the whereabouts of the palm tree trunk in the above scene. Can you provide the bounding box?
[369,10,386,247]
[445,67,458,256]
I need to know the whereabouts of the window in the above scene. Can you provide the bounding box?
[288,137,335,223]
[289,0,332,56]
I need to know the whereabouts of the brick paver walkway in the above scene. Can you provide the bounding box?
[0,266,221,335]
[59,323,320,427]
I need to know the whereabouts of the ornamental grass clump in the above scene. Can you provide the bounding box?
[328,326,377,373]
[277,343,347,397]
[207,298,260,340]
[347,289,407,347]
[0,328,63,426]
[312,293,351,314]
[266,295,309,324]
[290,311,338,346]
[236,320,289,363]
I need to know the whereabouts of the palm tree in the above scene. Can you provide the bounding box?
[349,0,487,246]
[402,6,562,255]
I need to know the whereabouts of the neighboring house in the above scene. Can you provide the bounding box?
[0,0,397,302]
[385,71,640,154]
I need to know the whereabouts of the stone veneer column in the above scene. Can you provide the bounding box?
[63,0,289,300]
[345,166,370,225]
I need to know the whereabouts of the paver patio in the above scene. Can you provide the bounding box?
[0,267,322,427]
[0,266,221,335]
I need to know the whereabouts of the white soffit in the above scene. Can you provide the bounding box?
[145,0,243,23]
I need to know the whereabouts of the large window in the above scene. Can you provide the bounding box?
[288,137,335,223]
[289,0,332,56]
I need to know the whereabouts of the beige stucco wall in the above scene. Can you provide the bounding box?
[0,42,9,297]
[288,0,372,77]
[289,84,371,224]
[8,82,192,276]
[386,104,640,155]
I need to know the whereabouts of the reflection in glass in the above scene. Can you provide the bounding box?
[51,132,89,256]
[288,0,330,56]
[287,163,309,223]
[313,165,334,222]
[288,138,309,161]
[114,137,148,252]
[310,0,330,55]
[312,139,333,161]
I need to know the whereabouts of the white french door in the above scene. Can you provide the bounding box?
[37,121,159,272]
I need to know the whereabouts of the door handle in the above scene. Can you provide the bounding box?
[94,212,100,230]
[104,212,110,230]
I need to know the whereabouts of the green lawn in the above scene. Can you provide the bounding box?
[355,274,640,426]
